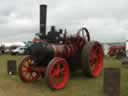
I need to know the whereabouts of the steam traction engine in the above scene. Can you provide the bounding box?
[18,4,104,90]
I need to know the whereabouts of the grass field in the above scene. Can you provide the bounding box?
[0,55,128,96]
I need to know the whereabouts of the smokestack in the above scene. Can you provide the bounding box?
[40,4,47,36]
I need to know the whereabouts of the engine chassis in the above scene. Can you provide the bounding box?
[19,27,104,90]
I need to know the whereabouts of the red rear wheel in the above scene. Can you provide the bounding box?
[19,56,40,82]
[46,57,69,90]
[81,41,103,77]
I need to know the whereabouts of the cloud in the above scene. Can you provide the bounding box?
[0,0,128,42]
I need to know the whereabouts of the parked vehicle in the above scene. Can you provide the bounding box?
[108,46,125,59]
[10,46,26,55]
[4,48,10,54]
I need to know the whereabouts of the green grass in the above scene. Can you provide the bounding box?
[0,55,127,96]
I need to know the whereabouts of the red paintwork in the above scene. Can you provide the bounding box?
[51,28,90,58]
[108,46,125,57]
[19,56,41,82]
[51,41,82,58]
[19,27,103,90]
[89,43,103,77]
[47,57,69,90]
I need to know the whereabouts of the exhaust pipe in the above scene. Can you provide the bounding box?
[40,4,47,37]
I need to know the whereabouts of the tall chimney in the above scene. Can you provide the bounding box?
[40,4,47,36]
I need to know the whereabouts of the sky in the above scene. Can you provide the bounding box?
[0,0,128,42]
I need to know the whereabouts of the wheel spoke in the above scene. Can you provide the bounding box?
[25,72,30,79]
[90,47,99,70]
[28,59,32,64]
[31,72,37,77]
[22,62,28,68]
[47,57,69,90]
[19,56,40,82]
[90,53,96,65]
[57,63,60,71]
[21,67,27,71]
[55,75,63,84]
[22,70,28,73]
[52,69,57,77]
[28,73,34,80]
[60,68,64,73]
[54,77,59,84]
[29,75,33,80]
[94,46,100,54]
[30,72,36,80]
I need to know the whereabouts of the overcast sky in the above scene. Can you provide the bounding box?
[0,0,128,42]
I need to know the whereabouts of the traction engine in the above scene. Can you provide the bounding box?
[18,4,104,90]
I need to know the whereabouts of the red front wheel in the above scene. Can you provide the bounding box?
[19,56,40,83]
[46,57,69,90]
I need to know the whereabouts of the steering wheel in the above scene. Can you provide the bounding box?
[77,27,90,41]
